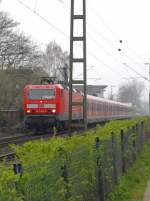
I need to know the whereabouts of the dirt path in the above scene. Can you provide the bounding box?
[143,179,150,201]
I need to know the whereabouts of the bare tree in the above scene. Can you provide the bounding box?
[0,12,42,70]
[117,79,145,112]
[42,41,69,81]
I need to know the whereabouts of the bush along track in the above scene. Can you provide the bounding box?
[0,117,150,201]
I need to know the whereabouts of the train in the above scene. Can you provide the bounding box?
[24,82,134,130]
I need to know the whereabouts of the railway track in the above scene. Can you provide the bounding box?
[0,152,16,162]
[0,125,96,162]
[0,133,52,147]
[0,133,55,162]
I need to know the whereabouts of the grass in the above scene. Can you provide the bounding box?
[107,139,150,201]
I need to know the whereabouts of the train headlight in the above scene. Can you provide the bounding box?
[52,109,56,113]
[27,109,31,113]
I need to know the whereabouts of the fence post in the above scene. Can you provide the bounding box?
[140,121,144,150]
[62,162,68,183]
[13,163,23,194]
[13,163,23,175]
[127,126,132,166]
[132,125,136,161]
[135,123,140,152]
[58,147,69,199]
[62,161,70,199]
[95,137,105,201]
[121,129,126,174]
[111,132,117,184]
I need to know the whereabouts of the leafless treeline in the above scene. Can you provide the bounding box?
[0,11,69,78]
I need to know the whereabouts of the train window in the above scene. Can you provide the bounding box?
[103,104,105,112]
[92,103,94,112]
[106,103,108,112]
[29,89,55,100]
[102,103,104,112]
[104,103,106,112]
[114,105,116,112]
[102,104,104,112]
[89,102,92,111]
[109,105,112,112]
[87,102,89,111]
[97,104,99,111]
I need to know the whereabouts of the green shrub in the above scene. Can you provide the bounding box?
[0,117,149,201]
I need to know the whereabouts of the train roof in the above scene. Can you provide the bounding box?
[24,84,64,90]
[87,94,132,107]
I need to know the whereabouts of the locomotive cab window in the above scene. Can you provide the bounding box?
[28,89,55,100]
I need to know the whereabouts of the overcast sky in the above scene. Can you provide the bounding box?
[1,0,150,98]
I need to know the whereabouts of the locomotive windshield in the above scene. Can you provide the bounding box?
[28,89,55,100]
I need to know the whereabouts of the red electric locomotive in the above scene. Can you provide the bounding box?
[24,82,133,130]
[24,83,83,130]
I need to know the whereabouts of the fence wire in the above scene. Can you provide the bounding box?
[0,121,146,201]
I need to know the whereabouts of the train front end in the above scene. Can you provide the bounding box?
[24,84,59,130]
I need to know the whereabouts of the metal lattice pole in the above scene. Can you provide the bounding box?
[69,0,87,134]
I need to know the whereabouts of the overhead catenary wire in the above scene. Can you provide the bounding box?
[86,23,146,76]
[87,0,146,63]
[88,22,148,79]
[86,23,147,79]
[87,31,132,77]
[57,0,149,81]
[55,0,131,79]
[123,63,149,82]
[15,0,126,80]
[15,0,69,39]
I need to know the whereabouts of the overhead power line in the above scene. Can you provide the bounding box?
[123,63,149,82]
[87,22,146,77]
[57,0,149,81]
[15,0,69,39]
[56,0,148,80]
[55,1,129,79]
[87,0,146,63]
[15,0,126,80]
[87,31,132,77]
